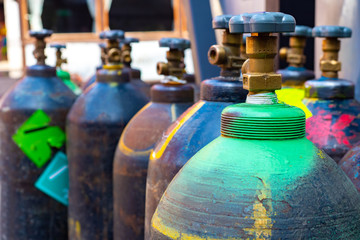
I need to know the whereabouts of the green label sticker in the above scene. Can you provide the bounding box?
[35,151,69,205]
[12,109,66,168]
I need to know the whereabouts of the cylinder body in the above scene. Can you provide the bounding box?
[113,83,193,240]
[0,66,76,239]
[145,77,247,238]
[67,74,148,240]
[150,135,360,239]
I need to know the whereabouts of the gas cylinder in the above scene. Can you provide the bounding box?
[121,37,150,98]
[0,30,76,239]
[81,43,106,90]
[276,26,314,118]
[113,37,194,240]
[145,14,248,239]
[150,12,360,239]
[50,43,82,95]
[303,26,360,163]
[67,30,148,240]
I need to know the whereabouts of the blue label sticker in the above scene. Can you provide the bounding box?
[35,151,69,205]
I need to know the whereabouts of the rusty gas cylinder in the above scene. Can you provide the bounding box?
[113,37,194,240]
[67,30,148,240]
[303,26,360,163]
[150,13,360,239]
[120,37,151,98]
[144,14,248,239]
[0,30,76,239]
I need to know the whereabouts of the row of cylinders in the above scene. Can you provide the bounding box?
[0,11,360,240]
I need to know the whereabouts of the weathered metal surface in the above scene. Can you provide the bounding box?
[340,144,360,192]
[67,68,148,240]
[82,67,150,99]
[113,83,193,240]
[303,75,360,163]
[0,65,76,239]
[145,77,247,238]
[82,72,97,90]
[304,97,360,163]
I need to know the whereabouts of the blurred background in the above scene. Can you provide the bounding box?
[1,0,359,98]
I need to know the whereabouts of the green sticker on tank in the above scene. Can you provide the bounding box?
[12,109,66,168]
[35,151,69,205]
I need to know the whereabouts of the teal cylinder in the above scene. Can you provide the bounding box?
[150,102,360,239]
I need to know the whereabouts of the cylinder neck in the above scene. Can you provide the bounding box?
[55,49,67,68]
[151,81,194,103]
[220,102,306,140]
[242,33,282,100]
[33,38,47,65]
[287,36,306,68]
[320,37,341,79]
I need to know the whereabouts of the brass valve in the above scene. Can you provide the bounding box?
[279,26,312,68]
[313,26,352,79]
[208,15,244,76]
[50,43,67,68]
[240,34,249,61]
[30,29,53,65]
[99,43,107,66]
[99,30,125,65]
[320,38,341,78]
[157,38,190,80]
[241,33,282,92]
[229,12,296,93]
[279,37,307,67]
[121,37,139,67]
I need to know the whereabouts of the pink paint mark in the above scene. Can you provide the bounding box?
[307,113,356,148]
[306,114,332,147]
[332,114,356,146]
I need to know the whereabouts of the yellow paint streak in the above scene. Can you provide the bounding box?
[152,210,239,240]
[75,221,81,239]
[317,150,326,159]
[150,101,205,161]
[170,104,177,122]
[110,82,119,87]
[118,103,154,157]
[152,211,180,239]
[244,179,273,239]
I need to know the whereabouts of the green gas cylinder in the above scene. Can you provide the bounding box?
[150,12,360,239]
[50,43,82,95]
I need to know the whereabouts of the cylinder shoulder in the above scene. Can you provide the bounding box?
[0,75,76,111]
[68,82,148,123]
